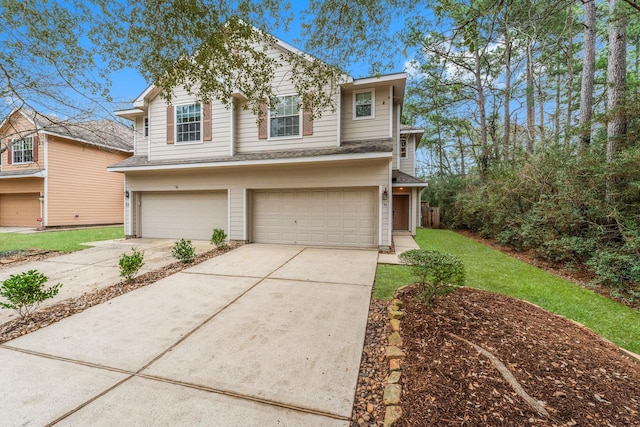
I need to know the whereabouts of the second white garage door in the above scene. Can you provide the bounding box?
[140,191,227,240]
[253,188,377,247]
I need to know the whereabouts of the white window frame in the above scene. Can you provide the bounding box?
[143,117,149,137]
[12,136,34,164]
[400,135,408,159]
[175,103,203,145]
[268,94,302,140]
[353,88,375,120]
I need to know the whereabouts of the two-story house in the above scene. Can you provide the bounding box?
[0,108,133,228]
[109,37,425,249]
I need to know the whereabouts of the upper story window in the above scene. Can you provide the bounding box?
[176,103,201,143]
[12,137,33,164]
[353,89,375,120]
[270,95,301,138]
[144,117,149,137]
[400,135,408,158]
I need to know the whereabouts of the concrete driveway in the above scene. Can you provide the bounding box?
[0,238,213,324]
[0,244,377,426]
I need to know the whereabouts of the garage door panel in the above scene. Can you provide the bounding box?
[253,188,377,248]
[141,192,227,240]
[0,193,40,226]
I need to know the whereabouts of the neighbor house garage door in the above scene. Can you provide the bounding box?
[0,193,40,226]
[140,191,227,240]
[253,188,377,247]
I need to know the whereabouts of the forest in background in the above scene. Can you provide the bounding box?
[404,0,640,300]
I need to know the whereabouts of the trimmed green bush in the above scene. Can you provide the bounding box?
[0,270,62,320]
[398,249,465,306]
[172,238,196,264]
[119,248,144,282]
[210,228,227,248]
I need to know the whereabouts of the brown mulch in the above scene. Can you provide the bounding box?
[397,286,640,426]
[0,244,238,344]
[0,249,65,268]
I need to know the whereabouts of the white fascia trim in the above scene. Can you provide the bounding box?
[378,185,383,247]
[389,85,393,139]
[230,98,235,156]
[108,152,392,173]
[336,86,341,147]
[115,108,145,118]
[42,131,133,153]
[242,188,247,241]
[388,161,392,247]
[227,190,231,238]
[43,134,49,226]
[392,182,427,188]
[133,85,156,106]
[353,73,407,86]
[0,171,46,179]
[400,129,424,134]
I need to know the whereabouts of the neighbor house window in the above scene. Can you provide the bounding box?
[400,135,408,158]
[12,137,33,164]
[354,89,375,119]
[144,117,149,137]
[175,104,201,143]
[270,95,301,138]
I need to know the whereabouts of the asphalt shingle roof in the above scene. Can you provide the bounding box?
[392,169,427,184]
[109,139,393,169]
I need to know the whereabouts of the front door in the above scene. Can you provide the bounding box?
[393,194,410,230]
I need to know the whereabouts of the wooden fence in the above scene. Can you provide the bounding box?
[421,202,441,228]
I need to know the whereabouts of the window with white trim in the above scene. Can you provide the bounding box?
[144,117,149,137]
[353,89,375,119]
[176,104,201,143]
[12,137,33,164]
[400,135,408,158]
[270,95,301,138]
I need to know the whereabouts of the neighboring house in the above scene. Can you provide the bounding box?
[0,108,133,228]
[110,37,425,249]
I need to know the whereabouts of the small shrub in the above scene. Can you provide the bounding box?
[119,248,144,282]
[172,238,196,264]
[399,249,465,306]
[210,228,227,248]
[0,270,62,320]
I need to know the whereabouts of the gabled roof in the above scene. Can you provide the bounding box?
[0,108,133,152]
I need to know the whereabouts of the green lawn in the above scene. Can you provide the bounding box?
[0,226,124,254]
[376,228,640,354]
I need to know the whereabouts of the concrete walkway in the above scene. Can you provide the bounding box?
[377,232,420,265]
[0,238,213,324]
[0,244,377,426]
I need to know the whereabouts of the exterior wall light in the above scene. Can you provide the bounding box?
[382,187,389,201]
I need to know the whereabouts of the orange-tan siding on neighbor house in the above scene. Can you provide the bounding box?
[46,136,129,226]
[0,114,44,174]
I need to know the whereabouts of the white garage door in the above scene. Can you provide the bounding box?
[140,191,227,240]
[253,188,377,247]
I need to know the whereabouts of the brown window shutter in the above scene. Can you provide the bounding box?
[203,103,212,141]
[258,102,268,139]
[7,140,12,165]
[32,135,39,162]
[302,94,313,136]
[166,106,174,144]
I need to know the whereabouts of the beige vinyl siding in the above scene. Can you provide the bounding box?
[148,86,231,161]
[134,116,146,156]
[341,86,390,143]
[125,158,391,247]
[234,45,338,153]
[0,114,44,173]
[47,136,129,226]
[399,134,416,175]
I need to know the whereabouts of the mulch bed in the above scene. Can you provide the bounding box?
[396,286,640,426]
[0,244,238,344]
[0,249,65,268]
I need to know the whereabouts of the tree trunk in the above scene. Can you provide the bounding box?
[579,0,596,147]
[564,6,574,148]
[606,0,627,203]
[504,19,512,162]
[474,43,489,181]
[526,40,535,155]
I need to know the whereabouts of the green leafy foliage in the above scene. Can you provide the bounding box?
[0,270,62,320]
[172,239,196,264]
[210,228,227,248]
[119,248,144,282]
[398,249,465,306]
